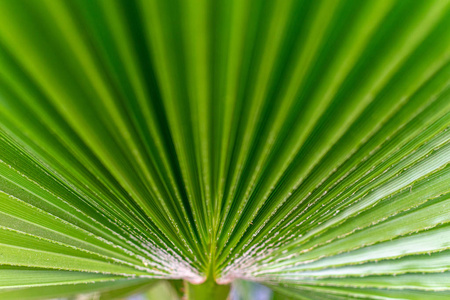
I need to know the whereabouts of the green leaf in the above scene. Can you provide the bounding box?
[0,0,449,299]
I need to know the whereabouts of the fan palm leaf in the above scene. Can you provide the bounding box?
[0,0,449,299]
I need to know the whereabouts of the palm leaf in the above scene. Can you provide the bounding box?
[0,0,449,299]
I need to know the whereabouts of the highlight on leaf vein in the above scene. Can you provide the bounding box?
[0,0,449,299]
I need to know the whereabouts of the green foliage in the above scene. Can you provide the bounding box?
[0,0,449,299]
